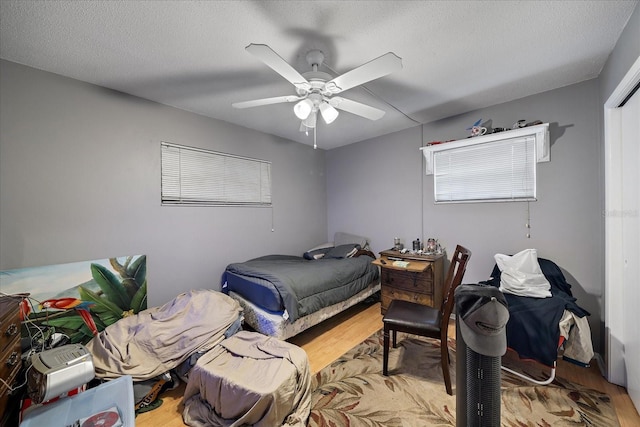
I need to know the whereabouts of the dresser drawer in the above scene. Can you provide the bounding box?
[0,309,20,354]
[0,297,22,424]
[0,338,21,386]
[0,359,21,422]
[0,337,21,419]
[381,268,433,294]
[381,287,435,312]
[376,251,444,316]
[0,352,21,397]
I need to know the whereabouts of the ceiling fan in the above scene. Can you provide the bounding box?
[232,44,402,134]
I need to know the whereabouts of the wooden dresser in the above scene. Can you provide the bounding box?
[373,250,445,314]
[1,296,23,424]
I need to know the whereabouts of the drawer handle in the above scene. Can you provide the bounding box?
[6,351,19,367]
[5,323,18,337]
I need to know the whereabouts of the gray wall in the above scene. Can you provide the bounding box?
[599,3,640,103]
[327,79,605,353]
[326,125,424,253]
[0,59,327,307]
[2,1,636,351]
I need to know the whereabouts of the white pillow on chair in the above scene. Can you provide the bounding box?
[494,249,551,298]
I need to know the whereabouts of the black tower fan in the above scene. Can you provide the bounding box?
[455,284,509,427]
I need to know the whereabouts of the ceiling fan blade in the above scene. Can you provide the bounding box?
[245,44,311,91]
[329,97,386,120]
[324,52,402,94]
[232,95,302,109]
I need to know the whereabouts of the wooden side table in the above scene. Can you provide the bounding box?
[372,250,444,314]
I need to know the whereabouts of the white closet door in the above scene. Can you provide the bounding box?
[620,87,640,411]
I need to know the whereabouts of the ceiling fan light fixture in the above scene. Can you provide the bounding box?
[302,111,317,129]
[293,98,313,120]
[319,102,339,124]
[235,44,403,147]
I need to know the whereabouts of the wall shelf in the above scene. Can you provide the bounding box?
[420,123,550,175]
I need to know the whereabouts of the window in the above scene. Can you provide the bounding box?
[420,123,548,204]
[161,142,272,206]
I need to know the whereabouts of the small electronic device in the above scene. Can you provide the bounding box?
[27,344,95,404]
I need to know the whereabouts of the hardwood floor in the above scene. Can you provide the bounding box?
[136,301,639,426]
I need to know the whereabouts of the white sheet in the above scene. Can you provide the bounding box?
[495,249,552,298]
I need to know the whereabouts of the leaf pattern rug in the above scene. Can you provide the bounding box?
[308,330,618,426]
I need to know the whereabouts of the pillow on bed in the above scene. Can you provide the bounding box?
[334,232,370,250]
[303,247,332,260]
[307,242,334,252]
[494,249,551,298]
[303,242,334,260]
[325,244,361,259]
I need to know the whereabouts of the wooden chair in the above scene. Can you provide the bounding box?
[382,244,471,395]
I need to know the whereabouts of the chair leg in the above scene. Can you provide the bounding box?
[383,327,390,376]
[392,329,397,348]
[441,344,452,395]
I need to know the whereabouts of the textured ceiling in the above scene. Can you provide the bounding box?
[0,1,637,149]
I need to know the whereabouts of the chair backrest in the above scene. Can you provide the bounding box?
[439,245,472,326]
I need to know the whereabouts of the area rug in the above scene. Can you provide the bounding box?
[308,331,618,426]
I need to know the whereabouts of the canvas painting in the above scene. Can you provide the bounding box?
[0,255,147,345]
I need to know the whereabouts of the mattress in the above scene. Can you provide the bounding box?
[228,280,380,340]
[224,271,283,312]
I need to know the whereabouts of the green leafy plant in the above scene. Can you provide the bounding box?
[34,255,147,343]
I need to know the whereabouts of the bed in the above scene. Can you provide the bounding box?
[222,232,380,340]
[483,252,594,384]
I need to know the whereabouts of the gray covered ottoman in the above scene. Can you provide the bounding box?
[182,331,312,427]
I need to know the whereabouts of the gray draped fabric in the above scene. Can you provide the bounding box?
[86,289,242,381]
[183,331,312,427]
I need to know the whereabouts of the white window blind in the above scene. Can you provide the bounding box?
[433,136,536,203]
[161,142,272,206]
